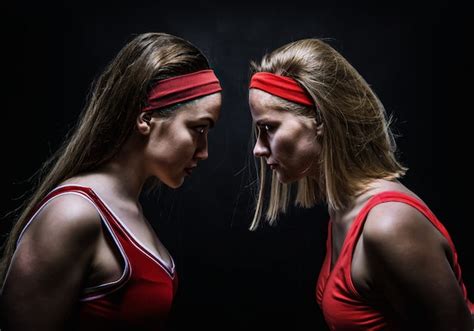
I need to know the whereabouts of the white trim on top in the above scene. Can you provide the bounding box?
[56,184,176,278]
[92,189,176,279]
[2,189,131,300]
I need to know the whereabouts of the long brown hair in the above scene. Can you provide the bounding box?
[0,32,211,282]
[249,38,407,230]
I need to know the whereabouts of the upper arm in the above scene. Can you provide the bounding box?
[363,202,472,330]
[1,194,102,331]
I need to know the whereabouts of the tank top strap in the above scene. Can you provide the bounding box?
[19,184,175,278]
[19,184,133,260]
[38,185,131,240]
[39,185,134,299]
[19,184,134,263]
[340,190,457,268]
[17,185,118,246]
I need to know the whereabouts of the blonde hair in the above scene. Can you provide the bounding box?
[0,32,211,283]
[249,38,406,230]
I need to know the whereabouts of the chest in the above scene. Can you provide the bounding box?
[88,207,175,290]
[316,222,384,330]
[106,205,173,268]
[327,209,375,300]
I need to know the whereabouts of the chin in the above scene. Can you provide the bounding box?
[279,178,299,184]
[275,171,299,184]
[275,170,307,184]
[162,177,185,189]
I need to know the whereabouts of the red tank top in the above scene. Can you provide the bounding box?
[316,191,473,331]
[18,185,178,330]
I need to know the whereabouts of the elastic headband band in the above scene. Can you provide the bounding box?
[249,72,313,107]
[142,69,222,112]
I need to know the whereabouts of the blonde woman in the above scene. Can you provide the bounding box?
[0,33,222,330]
[248,39,473,330]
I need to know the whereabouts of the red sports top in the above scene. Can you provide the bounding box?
[17,185,178,331]
[316,191,473,331]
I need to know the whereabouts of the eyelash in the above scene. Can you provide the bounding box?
[259,124,273,133]
[194,126,208,134]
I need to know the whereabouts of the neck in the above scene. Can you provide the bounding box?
[98,136,148,202]
[328,184,371,226]
[99,163,145,202]
[329,178,401,225]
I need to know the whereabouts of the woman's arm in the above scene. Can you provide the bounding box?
[1,194,102,331]
[363,201,472,331]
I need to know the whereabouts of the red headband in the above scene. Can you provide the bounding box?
[142,69,222,112]
[249,72,313,106]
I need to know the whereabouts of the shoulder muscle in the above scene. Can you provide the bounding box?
[362,201,471,329]
[7,193,102,283]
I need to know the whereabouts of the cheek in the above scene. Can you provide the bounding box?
[151,130,195,165]
[271,134,294,158]
[166,133,195,162]
[274,130,319,166]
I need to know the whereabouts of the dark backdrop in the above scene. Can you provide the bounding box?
[2,1,471,330]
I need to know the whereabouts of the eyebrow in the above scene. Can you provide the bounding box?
[272,105,288,112]
[198,117,215,128]
[255,117,277,125]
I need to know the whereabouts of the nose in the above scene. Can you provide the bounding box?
[194,134,209,161]
[253,138,270,158]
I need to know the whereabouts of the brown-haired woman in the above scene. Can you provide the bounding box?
[248,38,473,330]
[0,32,222,330]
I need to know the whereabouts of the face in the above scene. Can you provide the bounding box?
[249,89,321,184]
[144,93,221,188]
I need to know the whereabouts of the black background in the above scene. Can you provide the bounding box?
[2,1,471,330]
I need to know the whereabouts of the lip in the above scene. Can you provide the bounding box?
[184,166,197,175]
[267,163,279,170]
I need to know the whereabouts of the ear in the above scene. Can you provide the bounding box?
[315,121,324,138]
[136,111,152,135]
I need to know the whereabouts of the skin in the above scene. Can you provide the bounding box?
[250,89,322,183]
[1,93,221,331]
[140,93,221,189]
[249,89,473,330]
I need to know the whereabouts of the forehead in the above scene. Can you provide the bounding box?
[177,92,222,121]
[249,89,285,119]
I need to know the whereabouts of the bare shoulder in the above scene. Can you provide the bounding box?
[360,196,473,328]
[364,200,443,244]
[1,193,105,330]
[362,200,449,269]
[20,193,102,250]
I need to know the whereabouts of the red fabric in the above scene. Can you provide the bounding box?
[249,72,313,106]
[143,69,222,112]
[316,191,473,330]
[35,185,178,331]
